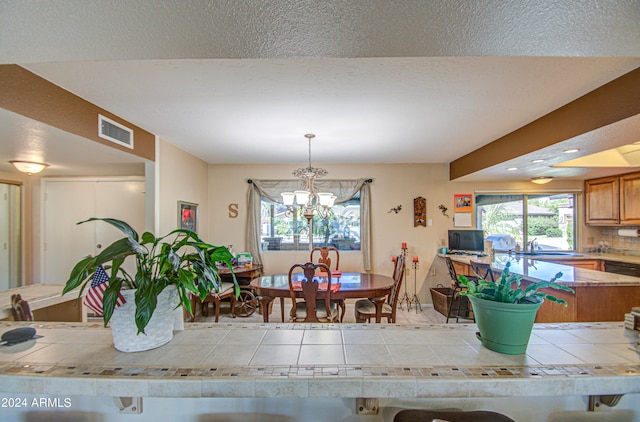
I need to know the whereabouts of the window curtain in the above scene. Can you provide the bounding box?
[246,178,372,270]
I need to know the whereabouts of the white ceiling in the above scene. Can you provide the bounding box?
[1,1,640,180]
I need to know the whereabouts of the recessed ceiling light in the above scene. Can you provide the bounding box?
[507,167,518,171]
[563,148,580,154]
[531,159,545,163]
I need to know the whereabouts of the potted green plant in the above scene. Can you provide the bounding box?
[458,262,575,354]
[62,217,238,352]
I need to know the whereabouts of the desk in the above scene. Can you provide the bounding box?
[218,264,263,285]
[250,272,394,323]
[0,284,86,322]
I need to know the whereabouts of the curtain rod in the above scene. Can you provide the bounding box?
[248,178,373,184]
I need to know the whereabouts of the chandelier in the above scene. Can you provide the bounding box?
[281,134,337,222]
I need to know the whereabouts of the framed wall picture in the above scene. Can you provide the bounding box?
[178,201,198,232]
[453,194,473,213]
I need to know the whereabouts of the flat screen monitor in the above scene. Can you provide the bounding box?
[448,230,485,253]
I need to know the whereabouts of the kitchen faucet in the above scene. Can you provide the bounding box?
[528,238,537,254]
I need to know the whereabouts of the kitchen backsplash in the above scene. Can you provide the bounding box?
[597,226,640,254]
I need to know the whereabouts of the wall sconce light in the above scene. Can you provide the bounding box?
[10,160,49,175]
[531,176,553,185]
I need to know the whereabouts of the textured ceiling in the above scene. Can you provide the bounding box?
[1,1,640,179]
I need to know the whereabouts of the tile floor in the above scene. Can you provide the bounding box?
[194,298,451,325]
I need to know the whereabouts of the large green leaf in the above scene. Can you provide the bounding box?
[63,256,96,295]
[134,282,158,334]
[79,217,139,241]
[102,277,124,326]
[93,237,140,266]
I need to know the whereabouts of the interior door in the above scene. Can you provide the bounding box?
[94,180,146,278]
[0,184,10,290]
[43,178,145,284]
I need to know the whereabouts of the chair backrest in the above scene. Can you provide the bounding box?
[288,262,332,323]
[388,254,406,308]
[11,294,34,321]
[445,256,460,286]
[310,247,340,271]
[470,260,495,282]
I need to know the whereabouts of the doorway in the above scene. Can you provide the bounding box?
[0,181,21,290]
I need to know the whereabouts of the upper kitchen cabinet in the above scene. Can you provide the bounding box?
[585,176,619,225]
[585,172,640,226]
[620,172,640,225]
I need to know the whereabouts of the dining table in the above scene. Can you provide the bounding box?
[249,272,395,323]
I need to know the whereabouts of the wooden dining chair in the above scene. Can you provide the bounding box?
[192,282,237,322]
[445,256,475,323]
[354,254,405,323]
[11,294,34,321]
[288,262,339,323]
[310,246,340,271]
[310,246,345,321]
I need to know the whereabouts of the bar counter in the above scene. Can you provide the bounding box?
[1,321,638,400]
[443,253,640,322]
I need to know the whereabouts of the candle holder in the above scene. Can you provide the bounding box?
[398,244,411,311]
[409,260,422,313]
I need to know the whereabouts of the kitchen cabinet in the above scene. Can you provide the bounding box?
[585,176,619,225]
[620,172,640,225]
[585,171,640,226]
[540,259,603,271]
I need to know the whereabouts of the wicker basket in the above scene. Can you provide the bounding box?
[430,285,470,317]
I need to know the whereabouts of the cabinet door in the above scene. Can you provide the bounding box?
[585,176,619,225]
[542,259,602,271]
[620,172,640,225]
[43,179,145,284]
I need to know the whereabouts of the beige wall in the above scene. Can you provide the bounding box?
[207,162,584,302]
[157,139,210,238]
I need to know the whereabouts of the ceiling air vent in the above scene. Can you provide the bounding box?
[98,114,134,149]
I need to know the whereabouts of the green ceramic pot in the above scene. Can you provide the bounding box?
[468,295,542,355]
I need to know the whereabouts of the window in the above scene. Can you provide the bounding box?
[476,193,576,251]
[260,195,361,251]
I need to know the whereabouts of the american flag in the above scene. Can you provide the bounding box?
[83,265,126,316]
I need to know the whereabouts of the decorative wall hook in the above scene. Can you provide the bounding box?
[438,204,449,218]
[388,205,402,214]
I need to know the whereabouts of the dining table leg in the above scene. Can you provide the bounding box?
[258,296,274,323]
[372,296,386,323]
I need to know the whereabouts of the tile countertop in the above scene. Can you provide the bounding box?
[0,321,638,399]
[444,253,640,287]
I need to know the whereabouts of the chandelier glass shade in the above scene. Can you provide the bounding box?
[281,134,336,222]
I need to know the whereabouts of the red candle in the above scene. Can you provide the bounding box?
[392,255,397,262]
[401,242,407,249]
[413,256,419,262]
